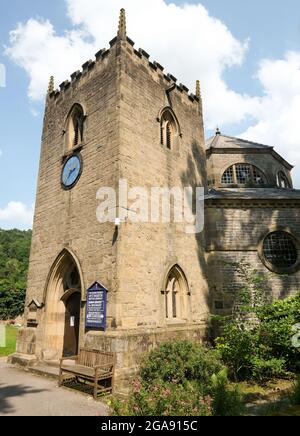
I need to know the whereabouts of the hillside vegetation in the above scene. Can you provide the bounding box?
[0,229,32,319]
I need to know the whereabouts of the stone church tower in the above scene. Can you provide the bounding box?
[14,9,300,391]
[13,10,210,389]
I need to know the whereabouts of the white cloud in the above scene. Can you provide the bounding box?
[5,18,95,101]
[4,0,300,187]
[5,0,254,128]
[30,107,40,118]
[0,149,2,157]
[240,52,300,187]
[0,62,5,87]
[0,202,34,229]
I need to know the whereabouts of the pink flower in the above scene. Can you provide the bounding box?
[132,379,142,392]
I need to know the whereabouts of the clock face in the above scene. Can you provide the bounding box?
[61,154,82,189]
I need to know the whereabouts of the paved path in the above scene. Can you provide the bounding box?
[0,359,108,416]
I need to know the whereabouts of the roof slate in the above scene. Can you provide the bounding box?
[206,188,300,201]
[206,134,272,150]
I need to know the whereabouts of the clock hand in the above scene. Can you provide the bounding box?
[67,167,77,181]
[63,168,73,184]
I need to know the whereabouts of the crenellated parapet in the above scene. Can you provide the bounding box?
[48,10,201,106]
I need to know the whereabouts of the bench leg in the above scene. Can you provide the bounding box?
[94,369,98,400]
[111,374,115,394]
[58,367,63,387]
[94,378,98,400]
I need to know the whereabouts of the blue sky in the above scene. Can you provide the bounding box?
[0,0,300,229]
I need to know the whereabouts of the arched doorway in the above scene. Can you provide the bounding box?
[62,291,81,357]
[43,250,82,360]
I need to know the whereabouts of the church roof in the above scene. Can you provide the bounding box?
[206,133,272,151]
[206,188,300,201]
[206,131,293,170]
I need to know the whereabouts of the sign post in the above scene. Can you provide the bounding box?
[85,282,108,330]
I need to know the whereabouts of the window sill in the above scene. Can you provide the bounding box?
[166,319,188,326]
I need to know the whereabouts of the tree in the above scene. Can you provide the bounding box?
[0,229,32,319]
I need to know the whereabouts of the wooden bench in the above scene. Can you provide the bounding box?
[59,348,116,399]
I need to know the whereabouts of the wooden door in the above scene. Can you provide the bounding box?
[63,292,81,357]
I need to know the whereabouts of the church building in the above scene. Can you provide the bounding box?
[11,10,300,391]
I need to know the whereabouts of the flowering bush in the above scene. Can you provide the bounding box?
[110,340,244,416]
[111,380,212,416]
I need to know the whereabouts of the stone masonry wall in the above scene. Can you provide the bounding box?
[23,44,122,357]
[205,205,300,312]
[112,40,210,330]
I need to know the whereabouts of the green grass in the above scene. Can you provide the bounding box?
[0,324,18,356]
[234,378,300,416]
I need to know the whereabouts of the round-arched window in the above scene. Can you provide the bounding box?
[221,164,266,186]
[262,231,298,272]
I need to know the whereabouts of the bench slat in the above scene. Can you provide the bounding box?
[59,348,115,399]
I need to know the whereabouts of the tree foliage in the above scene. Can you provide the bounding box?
[0,229,32,319]
[215,261,300,380]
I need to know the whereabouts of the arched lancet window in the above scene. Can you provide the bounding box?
[277,171,291,189]
[66,104,85,149]
[160,108,179,150]
[221,163,267,186]
[164,265,189,321]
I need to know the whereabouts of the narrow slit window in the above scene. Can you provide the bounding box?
[166,123,172,149]
[73,117,79,146]
[172,288,177,318]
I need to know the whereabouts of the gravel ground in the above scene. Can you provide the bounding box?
[0,358,108,416]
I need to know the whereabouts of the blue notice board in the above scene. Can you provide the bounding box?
[85,282,108,330]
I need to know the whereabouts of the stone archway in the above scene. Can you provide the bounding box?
[42,249,83,360]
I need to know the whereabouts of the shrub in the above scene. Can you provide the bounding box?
[140,340,224,390]
[110,340,245,417]
[211,369,245,416]
[215,324,259,381]
[215,260,300,381]
[256,294,300,372]
[216,317,293,381]
[251,357,286,381]
[111,380,212,416]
